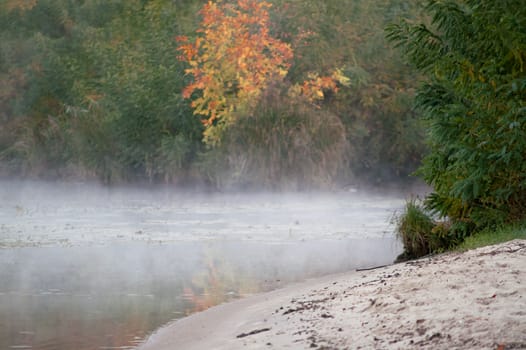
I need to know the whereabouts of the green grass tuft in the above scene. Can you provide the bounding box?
[395,199,435,261]
[456,223,526,251]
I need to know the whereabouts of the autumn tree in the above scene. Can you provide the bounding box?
[177,0,294,145]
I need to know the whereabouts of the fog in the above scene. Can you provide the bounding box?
[0,180,408,350]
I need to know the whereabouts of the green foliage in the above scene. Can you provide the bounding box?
[388,0,526,230]
[74,0,204,182]
[456,222,526,251]
[271,0,426,182]
[0,0,203,183]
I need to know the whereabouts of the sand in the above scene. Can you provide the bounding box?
[137,240,526,350]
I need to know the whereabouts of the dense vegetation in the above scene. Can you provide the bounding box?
[0,0,425,188]
[389,0,526,258]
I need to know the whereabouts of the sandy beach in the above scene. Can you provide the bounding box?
[138,239,526,350]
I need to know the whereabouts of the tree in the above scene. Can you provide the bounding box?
[388,0,526,232]
[81,0,203,182]
[177,0,294,146]
[271,0,426,181]
[0,0,204,182]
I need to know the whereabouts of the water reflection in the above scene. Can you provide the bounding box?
[0,181,404,350]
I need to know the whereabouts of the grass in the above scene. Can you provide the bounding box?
[456,222,526,252]
[395,199,436,261]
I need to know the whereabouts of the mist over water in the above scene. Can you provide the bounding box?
[0,180,406,350]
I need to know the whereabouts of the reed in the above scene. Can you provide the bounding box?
[198,89,349,190]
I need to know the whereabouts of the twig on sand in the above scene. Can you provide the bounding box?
[236,328,271,338]
[356,265,389,272]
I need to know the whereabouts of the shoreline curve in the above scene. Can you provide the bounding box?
[137,239,526,349]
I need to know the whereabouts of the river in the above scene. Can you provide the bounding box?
[0,180,406,350]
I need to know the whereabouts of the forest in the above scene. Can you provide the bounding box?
[0,0,425,189]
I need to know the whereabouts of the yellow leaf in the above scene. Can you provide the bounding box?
[332,68,351,87]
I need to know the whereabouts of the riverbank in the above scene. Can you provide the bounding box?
[138,239,526,349]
